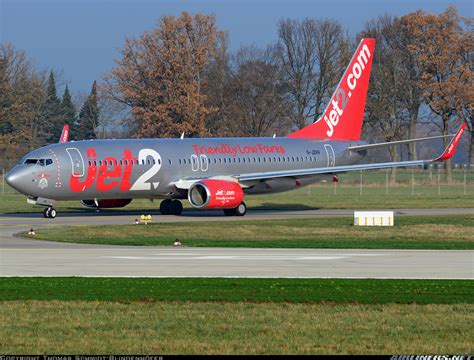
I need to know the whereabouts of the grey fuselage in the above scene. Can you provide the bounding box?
[6,137,366,203]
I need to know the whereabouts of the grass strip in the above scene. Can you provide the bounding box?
[2,302,473,354]
[24,215,474,249]
[1,277,472,304]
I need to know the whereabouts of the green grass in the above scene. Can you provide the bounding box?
[1,302,472,354]
[2,278,472,354]
[1,278,472,304]
[24,215,474,250]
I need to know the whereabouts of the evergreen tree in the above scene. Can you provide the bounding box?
[60,85,76,127]
[39,71,63,143]
[74,81,98,140]
[0,57,14,135]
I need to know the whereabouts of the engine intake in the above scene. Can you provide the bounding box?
[188,180,244,209]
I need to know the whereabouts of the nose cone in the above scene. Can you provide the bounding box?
[5,166,30,194]
[5,168,19,187]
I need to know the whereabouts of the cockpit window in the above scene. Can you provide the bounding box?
[23,158,53,166]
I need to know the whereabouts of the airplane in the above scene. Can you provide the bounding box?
[5,38,466,218]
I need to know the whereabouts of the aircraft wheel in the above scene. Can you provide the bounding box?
[235,202,247,216]
[170,200,183,215]
[223,208,236,216]
[160,199,172,215]
[44,207,56,219]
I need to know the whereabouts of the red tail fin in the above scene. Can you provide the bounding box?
[59,124,69,143]
[288,38,375,141]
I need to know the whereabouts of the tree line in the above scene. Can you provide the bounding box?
[0,44,100,167]
[0,6,472,178]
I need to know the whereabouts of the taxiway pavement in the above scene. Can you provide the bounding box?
[1,208,473,279]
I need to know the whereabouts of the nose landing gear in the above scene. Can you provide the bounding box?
[43,207,57,219]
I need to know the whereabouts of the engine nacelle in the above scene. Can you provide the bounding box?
[188,180,244,209]
[80,199,132,209]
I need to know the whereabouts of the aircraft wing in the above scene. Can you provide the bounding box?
[347,134,453,152]
[238,124,466,183]
[171,124,465,190]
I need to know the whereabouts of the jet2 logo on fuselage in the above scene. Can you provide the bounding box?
[69,148,162,193]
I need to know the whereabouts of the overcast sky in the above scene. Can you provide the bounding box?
[1,0,473,93]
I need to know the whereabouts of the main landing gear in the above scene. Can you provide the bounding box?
[160,199,183,215]
[223,202,247,217]
[43,206,57,219]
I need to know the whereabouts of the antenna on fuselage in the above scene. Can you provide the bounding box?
[180,132,184,139]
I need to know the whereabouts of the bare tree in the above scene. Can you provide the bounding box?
[402,6,473,180]
[361,16,412,182]
[0,43,47,165]
[276,18,349,131]
[219,45,291,137]
[103,12,224,139]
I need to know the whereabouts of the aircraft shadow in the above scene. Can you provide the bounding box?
[0,206,319,218]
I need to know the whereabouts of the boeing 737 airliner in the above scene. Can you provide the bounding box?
[5,38,466,218]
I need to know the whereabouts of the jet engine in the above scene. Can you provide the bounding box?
[80,199,132,209]
[188,180,244,209]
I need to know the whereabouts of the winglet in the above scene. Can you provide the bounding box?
[435,123,466,161]
[59,125,69,143]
